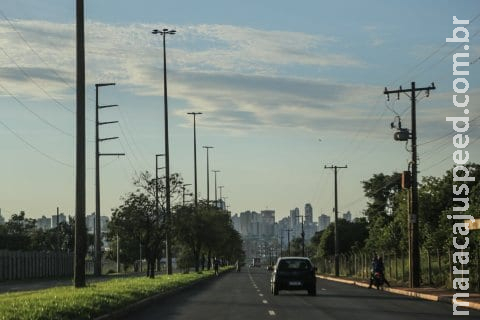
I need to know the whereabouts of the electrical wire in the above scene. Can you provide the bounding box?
[0,119,73,168]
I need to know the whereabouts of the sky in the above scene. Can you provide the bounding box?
[0,0,479,223]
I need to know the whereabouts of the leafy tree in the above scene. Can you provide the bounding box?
[317,219,368,257]
[108,171,185,278]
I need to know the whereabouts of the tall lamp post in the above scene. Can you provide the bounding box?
[187,112,202,208]
[182,183,192,206]
[212,170,220,207]
[218,185,224,210]
[155,154,165,222]
[152,27,176,275]
[203,146,213,204]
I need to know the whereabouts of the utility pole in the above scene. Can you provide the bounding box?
[187,112,202,209]
[94,83,124,277]
[218,186,224,210]
[212,170,220,207]
[296,214,305,257]
[285,228,293,256]
[56,206,60,251]
[280,232,284,257]
[324,165,347,277]
[203,146,213,205]
[74,0,87,288]
[384,81,435,288]
[182,183,192,206]
[116,234,120,273]
[152,27,176,275]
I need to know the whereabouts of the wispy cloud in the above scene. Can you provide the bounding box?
[0,19,372,134]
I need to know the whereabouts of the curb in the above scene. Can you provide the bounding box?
[316,275,480,311]
[94,271,228,320]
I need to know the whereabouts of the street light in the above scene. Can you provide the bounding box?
[218,185,224,209]
[187,112,202,208]
[212,170,220,207]
[155,154,165,224]
[182,183,192,206]
[152,27,176,275]
[203,146,213,204]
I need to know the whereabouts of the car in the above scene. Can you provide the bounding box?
[270,257,317,296]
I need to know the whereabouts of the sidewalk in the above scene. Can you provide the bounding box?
[317,274,480,311]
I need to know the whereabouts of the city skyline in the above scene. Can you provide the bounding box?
[0,1,479,221]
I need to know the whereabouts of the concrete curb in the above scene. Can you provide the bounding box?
[94,271,228,320]
[316,275,480,311]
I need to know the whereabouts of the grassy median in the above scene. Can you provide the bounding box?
[0,268,229,320]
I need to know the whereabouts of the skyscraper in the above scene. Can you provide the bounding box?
[318,214,331,231]
[305,203,313,224]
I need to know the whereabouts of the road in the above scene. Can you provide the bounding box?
[127,268,480,320]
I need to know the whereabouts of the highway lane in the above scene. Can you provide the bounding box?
[126,268,480,319]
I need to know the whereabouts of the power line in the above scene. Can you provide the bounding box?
[0,119,72,167]
[0,9,75,91]
[0,80,73,137]
[0,46,75,114]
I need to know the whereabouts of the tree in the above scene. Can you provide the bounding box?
[317,219,368,257]
[108,171,185,278]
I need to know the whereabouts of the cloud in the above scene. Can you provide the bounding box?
[0,19,372,134]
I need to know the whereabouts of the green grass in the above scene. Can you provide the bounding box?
[0,268,230,320]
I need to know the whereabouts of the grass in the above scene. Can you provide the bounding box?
[0,268,230,320]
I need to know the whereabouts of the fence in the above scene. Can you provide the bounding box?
[0,250,74,281]
[314,246,480,291]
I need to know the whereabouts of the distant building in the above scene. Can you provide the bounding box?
[51,213,67,228]
[261,210,275,238]
[86,212,110,234]
[36,215,52,230]
[343,211,352,222]
[305,203,313,224]
[318,214,331,231]
[0,209,5,225]
[231,213,240,232]
[290,208,299,228]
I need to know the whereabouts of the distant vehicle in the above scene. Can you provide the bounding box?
[252,257,261,267]
[270,257,317,296]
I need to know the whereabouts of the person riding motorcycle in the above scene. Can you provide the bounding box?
[369,255,391,288]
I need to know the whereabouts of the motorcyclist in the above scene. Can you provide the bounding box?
[375,256,391,287]
[368,254,378,289]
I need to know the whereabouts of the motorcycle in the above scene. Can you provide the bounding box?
[372,272,384,290]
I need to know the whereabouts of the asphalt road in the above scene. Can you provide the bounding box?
[127,268,480,320]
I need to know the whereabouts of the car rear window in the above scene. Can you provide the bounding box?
[277,259,311,271]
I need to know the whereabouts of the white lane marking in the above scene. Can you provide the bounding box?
[259,293,264,297]
[321,288,327,291]
[262,299,268,304]
[268,310,276,316]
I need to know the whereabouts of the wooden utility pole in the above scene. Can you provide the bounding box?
[324,165,347,277]
[384,81,435,288]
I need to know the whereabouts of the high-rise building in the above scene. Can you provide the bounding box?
[36,215,51,230]
[261,210,275,238]
[343,211,352,222]
[51,213,67,228]
[318,214,331,231]
[0,209,5,225]
[305,203,313,224]
[86,212,109,233]
[290,208,299,227]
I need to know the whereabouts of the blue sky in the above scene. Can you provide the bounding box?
[0,0,479,222]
